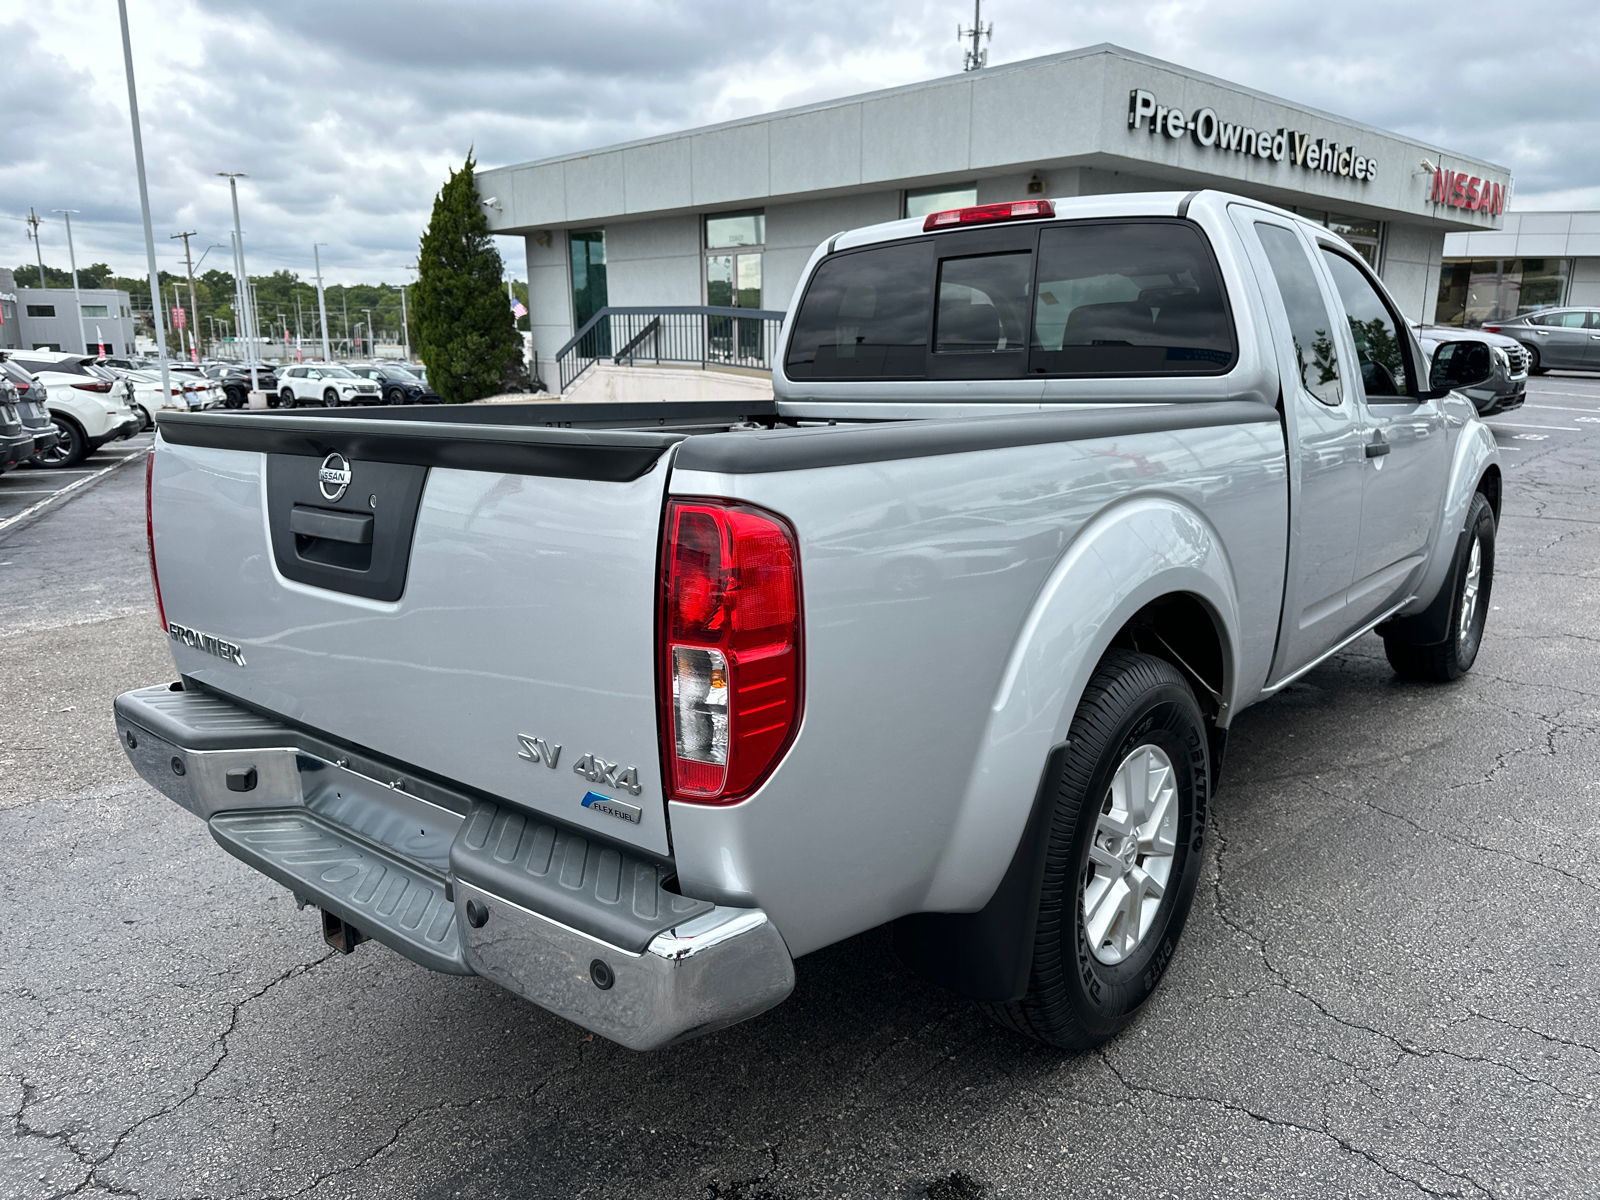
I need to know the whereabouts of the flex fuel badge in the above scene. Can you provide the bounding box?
[581,791,642,825]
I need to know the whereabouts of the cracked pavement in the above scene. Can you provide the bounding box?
[4,378,1599,1199]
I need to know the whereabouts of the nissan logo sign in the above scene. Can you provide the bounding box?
[318,452,352,502]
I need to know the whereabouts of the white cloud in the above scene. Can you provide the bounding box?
[6,0,1599,288]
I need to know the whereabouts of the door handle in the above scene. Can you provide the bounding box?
[1365,438,1390,458]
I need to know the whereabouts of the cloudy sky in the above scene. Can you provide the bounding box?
[5,0,1599,287]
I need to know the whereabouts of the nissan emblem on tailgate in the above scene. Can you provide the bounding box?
[319,452,352,502]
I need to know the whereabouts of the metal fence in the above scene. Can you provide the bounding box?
[555,305,787,394]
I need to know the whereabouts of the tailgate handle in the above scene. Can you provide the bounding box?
[290,504,373,544]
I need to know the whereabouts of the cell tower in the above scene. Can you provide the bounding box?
[959,0,992,71]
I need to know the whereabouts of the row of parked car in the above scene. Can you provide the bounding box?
[0,350,440,469]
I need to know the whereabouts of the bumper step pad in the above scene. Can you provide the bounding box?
[210,809,468,974]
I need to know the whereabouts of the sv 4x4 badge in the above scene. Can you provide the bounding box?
[517,734,644,797]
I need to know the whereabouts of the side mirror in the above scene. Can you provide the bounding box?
[1427,340,1495,397]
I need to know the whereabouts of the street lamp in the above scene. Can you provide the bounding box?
[312,244,331,362]
[218,173,258,392]
[51,210,86,355]
[116,0,170,403]
[363,307,374,358]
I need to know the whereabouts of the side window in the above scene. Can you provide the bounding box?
[1254,223,1343,405]
[1320,249,1410,398]
[1030,221,1234,376]
[784,241,933,380]
[1553,311,1588,328]
[935,253,1031,353]
[1587,312,1600,329]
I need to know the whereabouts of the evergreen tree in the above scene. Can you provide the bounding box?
[413,151,522,403]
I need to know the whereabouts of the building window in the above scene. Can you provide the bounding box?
[1295,209,1384,271]
[81,304,109,318]
[1434,258,1573,327]
[905,184,977,220]
[569,229,609,350]
[704,210,765,308]
[121,306,130,318]
[26,304,56,318]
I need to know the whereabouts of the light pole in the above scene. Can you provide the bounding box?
[170,231,200,361]
[399,280,411,362]
[312,244,331,361]
[218,173,258,391]
[117,0,170,404]
[363,308,374,358]
[52,210,87,354]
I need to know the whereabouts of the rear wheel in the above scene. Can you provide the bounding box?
[134,404,153,432]
[32,418,86,468]
[1383,492,1495,682]
[1526,345,1546,375]
[278,389,295,408]
[980,650,1208,1050]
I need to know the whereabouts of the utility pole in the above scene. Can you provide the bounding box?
[340,288,349,356]
[219,173,257,390]
[52,210,87,353]
[117,0,170,404]
[26,209,46,287]
[363,307,374,358]
[170,231,200,361]
[959,0,991,71]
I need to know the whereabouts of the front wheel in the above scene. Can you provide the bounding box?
[323,388,340,407]
[980,650,1209,1050]
[1384,492,1495,682]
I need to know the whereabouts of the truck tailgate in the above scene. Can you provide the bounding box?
[151,433,677,857]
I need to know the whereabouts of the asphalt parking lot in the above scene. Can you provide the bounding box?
[3,384,1597,1200]
[0,431,155,537]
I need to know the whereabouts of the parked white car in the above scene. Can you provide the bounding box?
[2,350,139,467]
[276,365,382,407]
[124,371,196,428]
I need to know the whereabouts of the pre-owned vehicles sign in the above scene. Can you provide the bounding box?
[1129,89,1378,183]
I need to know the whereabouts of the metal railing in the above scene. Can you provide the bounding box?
[555,305,786,394]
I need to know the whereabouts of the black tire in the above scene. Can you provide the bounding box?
[32,418,86,468]
[223,387,245,409]
[1383,492,1495,682]
[1526,344,1546,375]
[278,389,296,408]
[980,650,1209,1050]
[322,388,340,407]
[135,404,153,432]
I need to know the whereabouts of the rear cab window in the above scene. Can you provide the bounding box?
[784,218,1236,386]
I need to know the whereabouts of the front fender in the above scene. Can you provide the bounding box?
[1392,407,1499,626]
[918,494,1246,914]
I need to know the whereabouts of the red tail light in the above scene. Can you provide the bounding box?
[923,199,1055,231]
[1481,324,1502,333]
[72,380,113,393]
[659,498,802,804]
[146,451,166,631]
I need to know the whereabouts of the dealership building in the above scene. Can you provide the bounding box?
[478,43,1511,384]
[0,269,138,356]
[1437,212,1600,326]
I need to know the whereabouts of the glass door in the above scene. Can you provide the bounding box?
[569,230,609,355]
[704,212,764,365]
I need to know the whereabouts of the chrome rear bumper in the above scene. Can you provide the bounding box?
[114,683,794,1050]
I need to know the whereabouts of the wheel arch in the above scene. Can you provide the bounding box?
[914,495,1244,923]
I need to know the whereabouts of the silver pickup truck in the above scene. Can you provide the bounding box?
[115,191,1501,1052]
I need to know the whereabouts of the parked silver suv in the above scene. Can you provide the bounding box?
[1415,325,1527,416]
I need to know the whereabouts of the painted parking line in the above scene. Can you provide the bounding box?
[1521,404,1600,413]
[0,452,143,536]
[1527,389,1600,399]
[1487,421,1580,431]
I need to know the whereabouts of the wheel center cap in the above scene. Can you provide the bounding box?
[1121,839,1138,867]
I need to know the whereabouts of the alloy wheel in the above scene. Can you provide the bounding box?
[1083,743,1179,965]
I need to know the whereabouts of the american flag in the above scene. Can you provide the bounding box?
[511,297,528,319]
